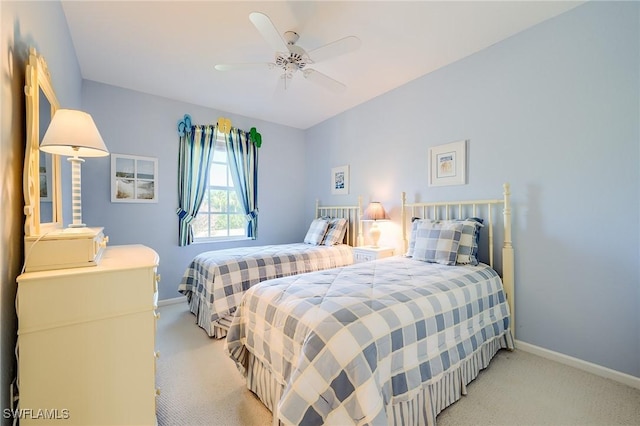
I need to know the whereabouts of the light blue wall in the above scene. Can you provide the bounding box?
[80,81,307,301]
[3,2,637,406]
[1,0,81,420]
[304,2,639,378]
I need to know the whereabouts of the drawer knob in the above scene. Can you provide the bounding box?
[156,388,161,396]
[155,351,160,359]
[155,273,161,283]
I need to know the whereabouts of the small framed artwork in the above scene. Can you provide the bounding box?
[429,140,467,187]
[111,154,158,203]
[331,165,349,195]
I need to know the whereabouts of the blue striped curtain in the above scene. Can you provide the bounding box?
[226,129,259,239]
[176,125,216,246]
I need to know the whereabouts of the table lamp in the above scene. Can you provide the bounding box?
[40,109,109,228]
[362,201,389,248]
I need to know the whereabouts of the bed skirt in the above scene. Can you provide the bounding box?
[185,292,231,338]
[242,330,515,426]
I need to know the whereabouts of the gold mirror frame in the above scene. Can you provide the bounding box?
[24,48,62,236]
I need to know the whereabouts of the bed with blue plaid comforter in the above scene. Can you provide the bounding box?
[226,256,513,425]
[178,243,354,337]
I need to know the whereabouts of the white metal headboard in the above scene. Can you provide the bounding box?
[401,183,515,335]
[315,196,363,247]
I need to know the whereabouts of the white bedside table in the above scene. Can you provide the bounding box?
[353,246,395,263]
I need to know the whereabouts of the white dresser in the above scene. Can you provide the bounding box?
[16,245,160,425]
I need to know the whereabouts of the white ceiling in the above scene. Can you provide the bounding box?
[61,1,583,130]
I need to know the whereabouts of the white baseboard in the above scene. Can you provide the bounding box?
[158,296,187,307]
[515,340,640,390]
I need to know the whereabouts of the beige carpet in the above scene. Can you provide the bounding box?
[156,303,640,426]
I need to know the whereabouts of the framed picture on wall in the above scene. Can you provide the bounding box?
[111,154,158,203]
[331,165,349,195]
[429,140,467,187]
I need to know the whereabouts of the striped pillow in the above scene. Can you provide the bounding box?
[413,221,464,265]
[322,218,348,245]
[303,218,329,245]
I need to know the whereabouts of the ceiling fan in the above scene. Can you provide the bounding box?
[214,12,361,93]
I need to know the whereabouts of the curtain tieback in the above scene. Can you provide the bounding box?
[246,209,258,222]
[176,208,195,223]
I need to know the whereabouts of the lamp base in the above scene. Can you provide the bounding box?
[68,156,86,228]
[369,222,381,248]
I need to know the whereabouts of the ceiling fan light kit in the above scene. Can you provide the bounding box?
[215,12,360,93]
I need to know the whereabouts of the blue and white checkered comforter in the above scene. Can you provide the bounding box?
[226,256,512,425]
[178,243,354,336]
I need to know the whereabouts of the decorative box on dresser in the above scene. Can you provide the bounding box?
[16,244,160,425]
[353,246,395,263]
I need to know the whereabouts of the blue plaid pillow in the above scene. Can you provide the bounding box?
[322,218,348,245]
[450,219,483,265]
[413,221,464,265]
[303,218,329,245]
[407,218,483,265]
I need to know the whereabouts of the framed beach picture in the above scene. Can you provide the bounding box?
[111,154,158,203]
[331,165,349,195]
[429,140,467,187]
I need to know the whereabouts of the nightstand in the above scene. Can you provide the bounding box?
[353,246,395,263]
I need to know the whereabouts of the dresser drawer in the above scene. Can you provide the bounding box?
[17,245,159,333]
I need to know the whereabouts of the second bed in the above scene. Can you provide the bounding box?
[178,200,362,337]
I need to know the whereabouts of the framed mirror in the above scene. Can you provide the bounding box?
[24,48,62,236]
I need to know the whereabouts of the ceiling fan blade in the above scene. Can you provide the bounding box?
[214,63,275,71]
[249,12,288,53]
[303,69,346,93]
[307,36,361,63]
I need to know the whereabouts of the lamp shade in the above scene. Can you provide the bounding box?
[362,201,389,221]
[40,109,109,157]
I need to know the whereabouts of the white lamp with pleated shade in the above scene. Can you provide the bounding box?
[362,201,389,248]
[40,109,109,228]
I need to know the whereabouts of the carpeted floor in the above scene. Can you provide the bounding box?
[156,303,640,426]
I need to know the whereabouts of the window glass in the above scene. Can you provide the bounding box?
[193,135,247,241]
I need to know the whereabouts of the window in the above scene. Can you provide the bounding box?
[191,135,247,240]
